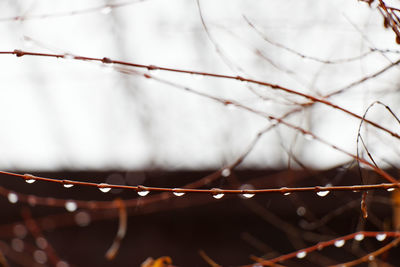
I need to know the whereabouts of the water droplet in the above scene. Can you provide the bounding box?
[98,183,111,193]
[387,187,395,192]
[368,255,374,261]
[13,224,27,238]
[221,168,231,177]
[172,189,185,197]
[33,249,47,264]
[11,238,24,252]
[297,206,306,216]
[296,251,307,259]
[354,233,364,241]
[239,184,255,199]
[148,67,159,74]
[137,185,150,196]
[227,103,237,110]
[280,187,291,195]
[138,190,150,196]
[75,211,91,227]
[63,54,75,60]
[65,201,77,212]
[36,237,48,249]
[304,133,314,141]
[317,190,330,197]
[213,193,224,199]
[212,188,224,199]
[100,6,112,15]
[24,174,36,184]
[63,183,74,188]
[376,233,386,241]
[334,239,345,247]
[8,192,18,204]
[242,193,255,198]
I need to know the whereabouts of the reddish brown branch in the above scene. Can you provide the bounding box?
[241,231,400,266]
[2,49,399,140]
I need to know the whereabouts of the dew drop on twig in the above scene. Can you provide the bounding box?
[63,183,74,188]
[65,201,77,212]
[354,233,364,241]
[8,192,18,204]
[36,237,48,249]
[75,211,91,227]
[172,189,185,197]
[24,174,36,184]
[33,249,47,264]
[296,251,307,259]
[137,190,150,196]
[98,183,111,193]
[242,193,255,199]
[11,238,24,252]
[304,133,314,141]
[376,233,386,241]
[13,224,27,239]
[213,193,224,199]
[63,54,75,60]
[212,188,224,199]
[280,187,291,196]
[240,184,255,199]
[137,185,150,196]
[368,255,374,261]
[317,190,330,197]
[297,206,306,216]
[221,168,231,177]
[334,239,345,247]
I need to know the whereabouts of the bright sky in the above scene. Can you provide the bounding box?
[0,0,399,170]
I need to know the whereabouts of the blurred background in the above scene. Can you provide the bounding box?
[1,0,400,266]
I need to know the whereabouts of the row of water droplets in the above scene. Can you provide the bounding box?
[293,232,387,261]
[11,174,398,206]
